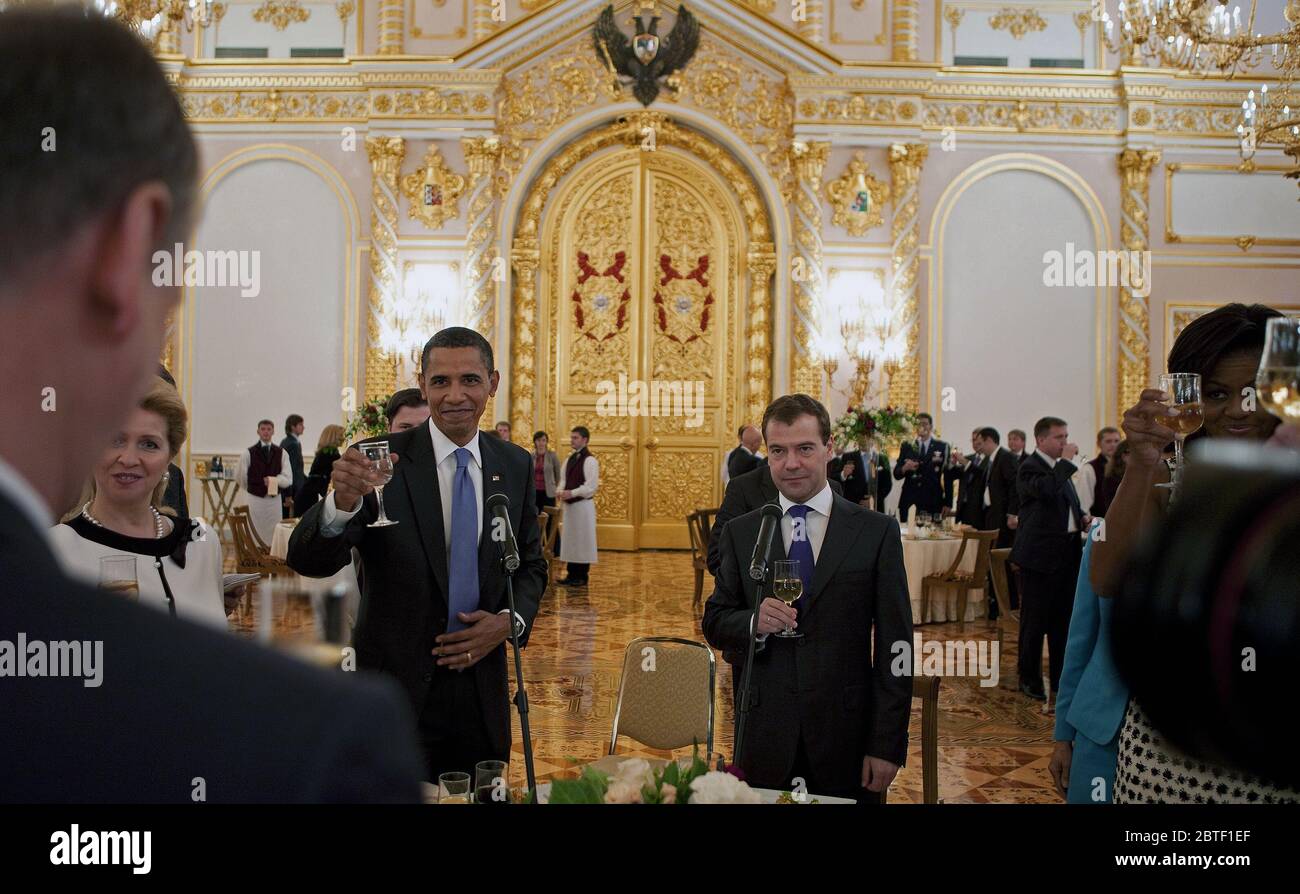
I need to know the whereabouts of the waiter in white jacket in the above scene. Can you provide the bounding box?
[556,425,599,586]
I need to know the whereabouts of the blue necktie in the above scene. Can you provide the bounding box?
[447,447,479,632]
[786,504,816,607]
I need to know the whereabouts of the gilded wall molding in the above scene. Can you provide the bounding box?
[399,144,467,229]
[825,150,888,236]
[365,135,405,397]
[790,140,830,400]
[892,0,919,61]
[462,136,503,338]
[378,0,404,54]
[887,141,927,412]
[508,113,773,440]
[1117,148,1161,417]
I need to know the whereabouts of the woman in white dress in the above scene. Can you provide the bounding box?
[50,378,228,629]
[556,426,599,585]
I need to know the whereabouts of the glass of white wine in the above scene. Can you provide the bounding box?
[1257,317,1300,423]
[438,771,471,804]
[362,442,399,527]
[772,559,803,640]
[98,555,139,602]
[1155,372,1203,492]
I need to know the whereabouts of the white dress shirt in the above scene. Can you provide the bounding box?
[1039,453,1079,533]
[1073,460,1097,518]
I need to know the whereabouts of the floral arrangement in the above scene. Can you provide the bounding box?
[833,405,918,448]
[544,748,761,804]
[343,395,392,443]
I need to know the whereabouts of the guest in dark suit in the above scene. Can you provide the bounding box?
[830,436,892,510]
[707,462,843,576]
[385,387,431,432]
[892,412,950,519]
[944,429,984,527]
[726,424,766,480]
[976,428,1019,544]
[0,5,424,802]
[288,327,548,780]
[703,394,913,803]
[1010,416,1089,701]
[280,413,305,517]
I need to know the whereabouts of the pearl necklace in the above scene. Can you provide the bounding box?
[81,501,166,539]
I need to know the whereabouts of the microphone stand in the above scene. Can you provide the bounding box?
[732,564,767,775]
[501,561,538,801]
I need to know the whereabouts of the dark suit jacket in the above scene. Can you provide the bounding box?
[830,450,892,507]
[706,466,842,577]
[982,447,1019,544]
[295,449,338,513]
[280,435,305,512]
[286,425,548,757]
[701,495,913,789]
[0,491,424,802]
[727,448,765,480]
[892,438,951,513]
[953,457,987,528]
[1010,452,1084,574]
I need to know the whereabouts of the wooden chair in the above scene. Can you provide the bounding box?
[229,511,292,576]
[685,508,718,606]
[232,505,272,553]
[920,529,999,624]
[988,547,1019,690]
[881,676,941,805]
[538,510,561,585]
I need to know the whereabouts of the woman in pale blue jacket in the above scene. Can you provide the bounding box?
[1049,521,1128,803]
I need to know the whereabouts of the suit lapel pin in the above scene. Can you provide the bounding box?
[491,474,500,482]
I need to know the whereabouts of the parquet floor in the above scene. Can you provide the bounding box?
[511,550,1060,804]
[233,544,1060,803]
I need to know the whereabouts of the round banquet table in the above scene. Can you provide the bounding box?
[270,521,361,642]
[900,528,986,624]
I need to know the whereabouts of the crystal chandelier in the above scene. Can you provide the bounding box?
[89,0,225,43]
[1100,1,1300,189]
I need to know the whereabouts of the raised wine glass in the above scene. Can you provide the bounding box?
[363,442,399,527]
[99,555,139,602]
[1155,373,1203,493]
[772,559,803,640]
[1256,317,1300,423]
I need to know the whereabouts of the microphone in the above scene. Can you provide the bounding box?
[748,501,783,581]
[485,493,521,573]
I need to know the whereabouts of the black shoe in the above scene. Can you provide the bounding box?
[557,577,588,586]
[1020,682,1047,701]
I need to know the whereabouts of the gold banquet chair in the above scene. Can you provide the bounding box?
[685,508,718,606]
[609,637,715,760]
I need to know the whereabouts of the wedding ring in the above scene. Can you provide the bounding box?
[466,650,472,663]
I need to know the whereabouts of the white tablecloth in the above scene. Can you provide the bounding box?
[901,529,985,624]
[270,522,361,642]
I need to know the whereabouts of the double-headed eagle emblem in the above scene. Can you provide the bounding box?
[593,2,700,107]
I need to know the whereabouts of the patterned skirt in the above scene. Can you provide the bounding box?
[1113,699,1299,804]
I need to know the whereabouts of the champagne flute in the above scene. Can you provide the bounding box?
[99,555,139,602]
[1155,373,1203,491]
[475,760,509,805]
[1257,317,1300,422]
[363,441,399,527]
[438,771,471,804]
[772,559,804,640]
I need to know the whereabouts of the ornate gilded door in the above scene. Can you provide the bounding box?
[541,144,746,549]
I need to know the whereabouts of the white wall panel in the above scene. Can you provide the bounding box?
[937,168,1102,453]
[189,157,350,460]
